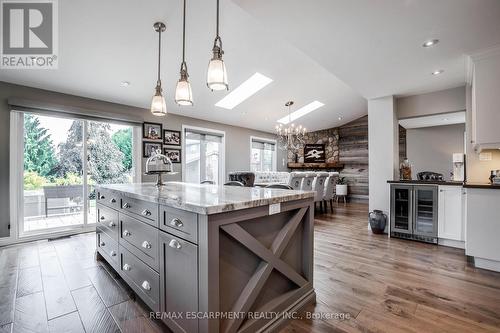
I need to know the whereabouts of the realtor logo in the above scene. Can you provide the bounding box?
[1,0,58,69]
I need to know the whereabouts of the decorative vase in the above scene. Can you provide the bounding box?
[336,184,347,196]
[369,210,387,234]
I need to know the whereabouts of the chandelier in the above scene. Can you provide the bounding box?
[275,101,306,150]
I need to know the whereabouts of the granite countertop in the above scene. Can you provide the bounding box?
[387,180,464,186]
[463,183,500,189]
[97,182,314,215]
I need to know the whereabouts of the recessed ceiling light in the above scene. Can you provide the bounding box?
[443,118,449,121]
[432,70,444,75]
[338,116,343,121]
[215,72,272,109]
[120,81,131,87]
[423,39,439,48]
[278,101,324,124]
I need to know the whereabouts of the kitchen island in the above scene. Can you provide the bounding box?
[95,182,316,333]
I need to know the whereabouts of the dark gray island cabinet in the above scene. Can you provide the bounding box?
[95,182,316,333]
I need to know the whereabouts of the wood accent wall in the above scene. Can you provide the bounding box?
[338,116,368,201]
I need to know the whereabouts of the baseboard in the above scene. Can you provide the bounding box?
[474,257,500,272]
[438,238,465,249]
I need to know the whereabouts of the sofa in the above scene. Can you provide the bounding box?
[254,172,290,185]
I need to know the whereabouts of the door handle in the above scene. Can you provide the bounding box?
[170,218,184,228]
[110,250,116,257]
[108,222,116,227]
[122,230,131,237]
[99,241,105,247]
[122,203,131,209]
[142,241,152,249]
[99,195,105,200]
[168,239,182,249]
[100,216,105,220]
[110,198,116,203]
[123,264,131,271]
[141,209,152,216]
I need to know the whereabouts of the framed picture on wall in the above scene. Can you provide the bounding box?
[143,141,162,158]
[163,129,181,146]
[304,144,326,163]
[142,122,163,140]
[163,148,181,163]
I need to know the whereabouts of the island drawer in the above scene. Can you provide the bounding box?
[119,246,160,312]
[96,188,121,210]
[121,196,159,227]
[160,206,198,244]
[97,204,119,242]
[97,228,119,268]
[119,213,159,271]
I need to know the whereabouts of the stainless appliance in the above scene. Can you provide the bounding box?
[390,184,438,244]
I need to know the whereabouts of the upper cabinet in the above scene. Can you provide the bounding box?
[469,47,500,151]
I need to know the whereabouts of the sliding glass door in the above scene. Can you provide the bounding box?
[183,127,225,184]
[16,112,138,237]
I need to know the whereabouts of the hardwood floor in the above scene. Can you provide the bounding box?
[282,202,500,333]
[1,202,500,332]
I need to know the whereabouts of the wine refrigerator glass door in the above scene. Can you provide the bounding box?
[413,186,438,237]
[390,185,413,234]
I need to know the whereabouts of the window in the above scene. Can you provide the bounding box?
[250,137,277,172]
[183,126,225,184]
[11,111,141,238]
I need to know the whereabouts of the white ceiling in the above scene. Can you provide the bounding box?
[1,0,500,133]
[399,111,465,129]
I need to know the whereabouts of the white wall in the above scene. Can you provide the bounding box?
[368,96,398,219]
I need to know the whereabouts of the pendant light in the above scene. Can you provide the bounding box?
[175,0,193,106]
[206,0,228,91]
[151,22,167,116]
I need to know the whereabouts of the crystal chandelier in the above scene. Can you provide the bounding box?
[275,101,306,150]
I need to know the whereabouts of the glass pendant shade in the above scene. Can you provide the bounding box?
[175,78,193,106]
[207,57,228,91]
[151,87,167,116]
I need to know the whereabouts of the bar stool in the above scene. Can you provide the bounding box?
[300,172,315,191]
[323,172,338,213]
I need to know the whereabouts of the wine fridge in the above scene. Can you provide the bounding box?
[390,184,438,244]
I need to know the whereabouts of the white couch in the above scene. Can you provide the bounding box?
[254,171,290,185]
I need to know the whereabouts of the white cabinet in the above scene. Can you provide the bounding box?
[438,186,464,245]
[469,49,500,150]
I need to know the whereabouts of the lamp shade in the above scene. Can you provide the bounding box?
[175,78,193,106]
[207,58,228,91]
[151,93,167,116]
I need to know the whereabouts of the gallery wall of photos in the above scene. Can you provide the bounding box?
[142,122,181,163]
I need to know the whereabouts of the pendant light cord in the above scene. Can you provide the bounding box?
[216,0,219,38]
[182,0,186,63]
[157,28,162,84]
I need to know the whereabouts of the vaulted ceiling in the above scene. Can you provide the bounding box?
[1,0,499,132]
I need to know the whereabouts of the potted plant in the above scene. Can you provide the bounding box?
[336,177,348,196]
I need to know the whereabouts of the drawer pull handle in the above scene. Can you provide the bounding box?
[99,195,105,200]
[170,218,184,228]
[168,239,182,249]
[110,198,116,203]
[108,222,116,227]
[122,230,131,237]
[142,241,152,249]
[100,216,105,220]
[142,209,152,216]
[141,281,151,291]
[123,264,131,271]
[110,251,116,257]
[99,241,105,247]
[122,203,131,209]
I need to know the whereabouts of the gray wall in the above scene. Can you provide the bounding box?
[406,124,465,180]
[396,86,466,119]
[0,81,284,237]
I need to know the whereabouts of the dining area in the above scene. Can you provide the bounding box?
[223,171,343,213]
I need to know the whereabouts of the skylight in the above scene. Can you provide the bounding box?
[215,73,273,109]
[277,101,325,124]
